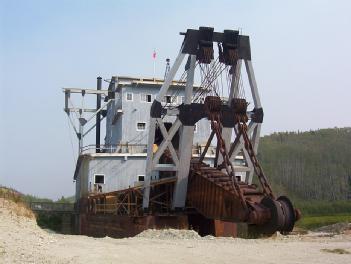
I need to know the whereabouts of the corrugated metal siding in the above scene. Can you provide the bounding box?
[86,156,146,194]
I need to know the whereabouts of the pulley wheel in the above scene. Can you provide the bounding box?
[277,196,296,234]
[249,196,285,236]
[204,96,222,113]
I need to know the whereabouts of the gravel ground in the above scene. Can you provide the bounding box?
[1,198,351,264]
[314,222,351,234]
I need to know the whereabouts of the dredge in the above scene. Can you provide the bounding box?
[64,27,300,237]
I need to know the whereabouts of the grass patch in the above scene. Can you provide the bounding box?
[321,248,350,254]
[293,200,351,230]
[296,214,351,230]
[294,200,351,216]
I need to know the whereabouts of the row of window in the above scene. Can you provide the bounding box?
[93,174,148,184]
[136,122,198,132]
[92,174,145,185]
[126,92,186,104]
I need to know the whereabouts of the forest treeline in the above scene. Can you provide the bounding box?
[258,127,351,201]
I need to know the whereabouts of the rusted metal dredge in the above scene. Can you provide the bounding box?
[69,27,301,238]
[78,86,300,237]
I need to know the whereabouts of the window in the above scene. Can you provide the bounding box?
[138,175,145,182]
[126,93,133,101]
[164,95,177,104]
[235,175,242,182]
[94,174,105,184]
[140,94,152,103]
[165,95,172,103]
[235,158,246,166]
[137,122,146,131]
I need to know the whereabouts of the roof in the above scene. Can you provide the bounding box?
[114,76,203,89]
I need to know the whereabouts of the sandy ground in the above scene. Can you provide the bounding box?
[1,198,351,264]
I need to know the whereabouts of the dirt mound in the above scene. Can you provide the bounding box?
[136,229,201,239]
[0,198,37,233]
[314,222,351,234]
[0,197,59,263]
[0,187,34,219]
[0,197,35,219]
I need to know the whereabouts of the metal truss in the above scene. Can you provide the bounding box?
[143,27,264,210]
[63,77,116,154]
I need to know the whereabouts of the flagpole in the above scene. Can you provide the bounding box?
[153,59,155,79]
[153,50,156,80]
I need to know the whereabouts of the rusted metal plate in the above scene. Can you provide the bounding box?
[213,220,237,237]
[79,214,188,238]
[187,162,265,223]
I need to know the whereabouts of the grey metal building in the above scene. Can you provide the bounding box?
[72,76,218,201]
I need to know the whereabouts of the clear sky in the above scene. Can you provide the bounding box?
[0,0,350,199]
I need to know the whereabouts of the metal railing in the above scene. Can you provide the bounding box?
[81,143,218,156]
[81,144,148,154]
[95,203,138,214]
[80,144,244,165]
[29,202,74,212]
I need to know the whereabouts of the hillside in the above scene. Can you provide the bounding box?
[258,127,351,201]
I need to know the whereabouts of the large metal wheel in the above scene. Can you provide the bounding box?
[277,196,296,234]
[261,196,285,234]
[248,196,285,236]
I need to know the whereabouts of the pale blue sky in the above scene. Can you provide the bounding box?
[0,0,350,199]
